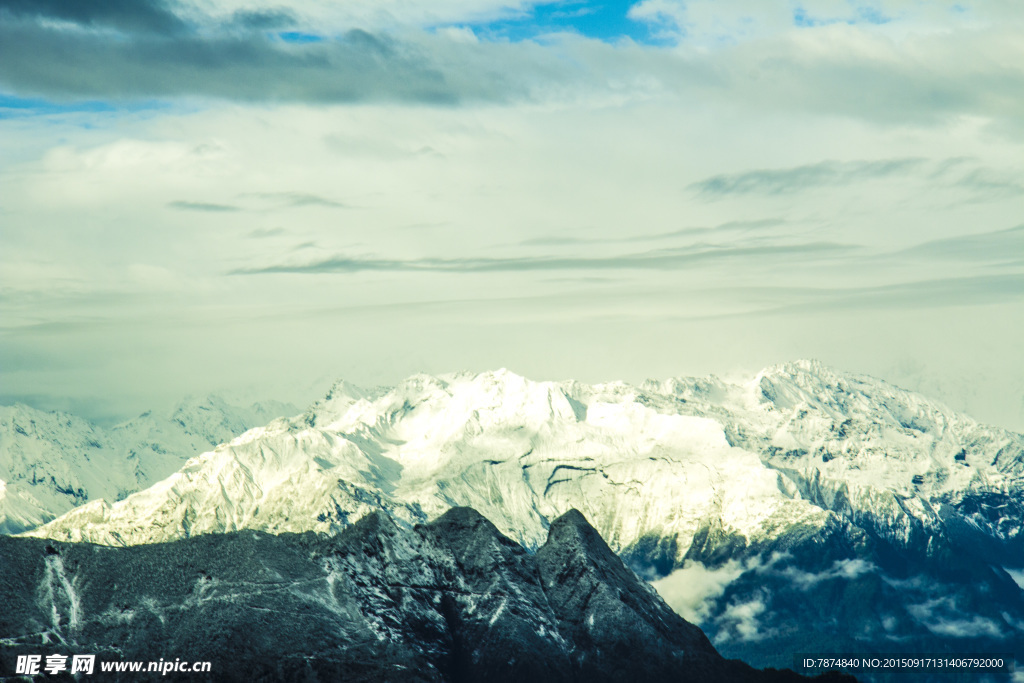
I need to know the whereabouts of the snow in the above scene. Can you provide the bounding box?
[0,397,298,534]
[19,362,1024,570]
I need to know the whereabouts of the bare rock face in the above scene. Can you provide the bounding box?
[0,507,852,683]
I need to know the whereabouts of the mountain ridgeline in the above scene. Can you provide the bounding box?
[0,507,851,682]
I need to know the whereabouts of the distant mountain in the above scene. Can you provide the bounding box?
[0,396,298,534]
[0,507,851,682]
[18,361,1024,673]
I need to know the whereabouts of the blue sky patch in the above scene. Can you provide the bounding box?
[460,0,663,44]
[278,31,324,44]
[0,93,172,120]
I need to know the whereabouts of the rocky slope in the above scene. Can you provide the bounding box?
[0,507,851,682]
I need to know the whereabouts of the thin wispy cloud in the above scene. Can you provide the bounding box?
[952,169,1024,200]
[167,200,240,212]
[241,192,349,209]
[690,158,926,197]
[732,274,1024,316]
[515,219,786,248]
[247,227,286,239]
[232,242,857,275]
[901,224,1024,263]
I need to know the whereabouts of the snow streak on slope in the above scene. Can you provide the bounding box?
[28,361,1024,572]
[0,397,298,534]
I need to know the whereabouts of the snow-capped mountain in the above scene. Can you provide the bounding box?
[29,362,1024,562]
[20,361,1024,673]
[0,396,297,534]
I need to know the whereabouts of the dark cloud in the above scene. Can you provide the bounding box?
[0,23,504,104]
[689,158,926,196]
[0,0,186,34]
[168,200,240,212]
[228,9,296,31]
[231,242,857,275]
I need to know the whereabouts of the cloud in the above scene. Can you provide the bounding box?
[652,559,746,623]
[775,558,876,589]
[232,242,857,275]
[951,169,1024,200]
[515,219,786,248]
[0,24,518,104]
[689,158,926,196]
[247,227,286,238]
[901,224,1024,263]
[244,192,348,209]
[628,0,1024,45]
[167,200,239,212]
[707,274,1024,318]
[0,0,187,34]
[907,597,1004,639]
[715,595,771,642]
[227,8,296,30]
[0,1,1020,130]
[819,274,1024,310]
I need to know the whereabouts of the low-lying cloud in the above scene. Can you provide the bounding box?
[774,558,876,589]
[652,559,746,623]
[907,597,1004,639]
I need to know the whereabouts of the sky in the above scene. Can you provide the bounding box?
[1,0,1022,429]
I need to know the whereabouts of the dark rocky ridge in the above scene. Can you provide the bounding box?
[0,508,853,682]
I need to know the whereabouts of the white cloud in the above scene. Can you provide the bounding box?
[776,558,876,589]
[907,597,1004,639]
[628,0,1023,45]
[652,559,746,623]
[716,595,771,641]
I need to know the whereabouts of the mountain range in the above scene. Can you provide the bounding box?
[6,360,1024,674]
